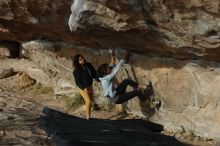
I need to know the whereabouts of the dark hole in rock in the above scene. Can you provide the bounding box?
[206,29,218,37]
[0,40,20,58]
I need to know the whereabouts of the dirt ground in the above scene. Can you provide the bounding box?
[0,75,217,146]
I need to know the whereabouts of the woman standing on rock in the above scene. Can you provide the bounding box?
[72,54,98,119]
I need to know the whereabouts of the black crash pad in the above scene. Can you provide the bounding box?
[39,107,187,146]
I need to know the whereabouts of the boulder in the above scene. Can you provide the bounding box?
[0,0,220,61]
[1,0,220,141]
[16,72,36,89]
[19,41,220,139]
[0,59,51,86]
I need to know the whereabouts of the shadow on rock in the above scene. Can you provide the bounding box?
[39,107,188,146]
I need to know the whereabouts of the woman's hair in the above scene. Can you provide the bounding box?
[97,63,109,78]
[72,54,85,67]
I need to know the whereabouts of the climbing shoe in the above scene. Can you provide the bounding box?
[150,98,160,108]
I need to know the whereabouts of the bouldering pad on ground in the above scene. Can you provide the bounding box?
[39,107,187,146]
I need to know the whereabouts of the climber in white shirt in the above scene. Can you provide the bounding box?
[97,49,151,105]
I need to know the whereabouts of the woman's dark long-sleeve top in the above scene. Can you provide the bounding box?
[73,62,98,90]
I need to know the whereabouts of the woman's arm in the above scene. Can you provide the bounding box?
[73,69,85,89]
[102,49,131,81]
[104,49,131,80]
[87,63,100,82]
[104,59,126,80]
[110,49,116,66]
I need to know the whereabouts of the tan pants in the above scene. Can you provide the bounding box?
[79,87,94,119]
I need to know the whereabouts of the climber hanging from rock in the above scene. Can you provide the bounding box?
[97,49,160,107]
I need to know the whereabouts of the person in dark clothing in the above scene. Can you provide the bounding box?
[72,54,98,119]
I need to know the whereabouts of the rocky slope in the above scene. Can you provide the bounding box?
[1,0,220,142]
[0,91,51,146]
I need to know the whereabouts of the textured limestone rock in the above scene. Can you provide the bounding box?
[0,59,50,86]
[1,0,220,141]
[16,72,36,89]
[21,40,75,91]
[128,55,220,140]
[21,40,109,104]
[68,0,220,61]
[0,0,220,61]
[17,41,220,140]
[0,46,10,57]
[0,0,73,42]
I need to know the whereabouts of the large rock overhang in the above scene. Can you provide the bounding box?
[0,0,220,61]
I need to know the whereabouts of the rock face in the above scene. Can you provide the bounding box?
[0,0,73,42]
[16,40,220,140]
[1,0,220,141]
[16,72,36,89]
[0,0,220,61]
[68,0,220,61]
[20,40,108,105]
[0,91,51,146]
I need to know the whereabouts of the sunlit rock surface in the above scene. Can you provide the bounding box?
[0,0,220,141]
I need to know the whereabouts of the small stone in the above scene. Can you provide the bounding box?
[182,132,194,138]
[0,131,5,136]
[186,136,194,141]
[174,133,182,138]
[207,140,215,145]
[16,72,36,89]
[14,130,33,138]
[39,134,48,139]
[194,136,200,142]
